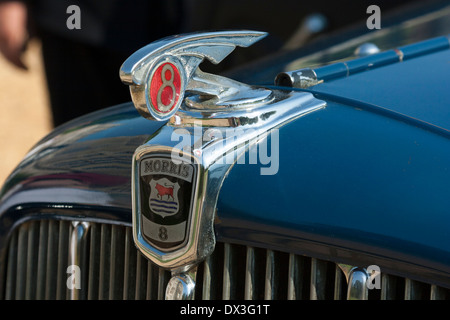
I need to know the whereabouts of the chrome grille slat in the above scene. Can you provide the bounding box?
[2,219,450,300]
[45,220,59,300]
[334,264,344,300]
[98,223,111,300]
[134,252,148,299]
[405,278,430,300]
[123,227,136,300]
[5,228,18,299]
[244,246,256,300]
[16,223,29,299]
[201,244,223,299]
[222,243,247,299]
[35,220,48,299]
[56,221,71,300]
[431,284,447,300]
[287,253,309,300]
[157,269,168,300]
[264,249,276,300]
[146,261,155,299]
[287,253,299,300]
[109,224,125,299]
[222,243,233,299]
[244,246,265,300]
[310,258,328,300]
[265,249,289,300]
[25,220,38,299]
[71,222,91,300]
[381,273,394,300]
[202,255,213,299]
[87,223,100,299]
[146,257,158,299]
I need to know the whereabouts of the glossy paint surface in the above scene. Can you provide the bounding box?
[311,48,450,133]
[0,103,166,225]
[216,40,450,285]
[216,98,450,284]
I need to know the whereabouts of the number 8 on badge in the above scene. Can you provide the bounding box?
[146,57,185,120]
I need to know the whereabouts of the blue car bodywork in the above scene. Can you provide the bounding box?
[219,37,450,287]
[1,1,449,295]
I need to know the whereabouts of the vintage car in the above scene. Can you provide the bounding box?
[0,1,449,302]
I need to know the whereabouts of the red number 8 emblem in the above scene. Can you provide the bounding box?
[149,62,182,115]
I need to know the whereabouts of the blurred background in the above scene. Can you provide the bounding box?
[0,39,51,185]
[0,0,421,186]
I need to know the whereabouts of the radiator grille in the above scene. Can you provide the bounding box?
[2,219,450,300]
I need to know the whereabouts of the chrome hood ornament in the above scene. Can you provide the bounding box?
[120,30,269,120]
[120,31,326,299]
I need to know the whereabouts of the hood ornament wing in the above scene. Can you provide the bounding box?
[120,30,270,121]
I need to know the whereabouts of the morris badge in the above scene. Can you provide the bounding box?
[138,155,196,251]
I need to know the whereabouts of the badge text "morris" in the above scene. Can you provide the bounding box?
[141,157,194,182]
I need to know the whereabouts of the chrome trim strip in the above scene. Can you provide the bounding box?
[277,35,450,88]
[275,68,320,88]
[347,267,369,300]
[68,221,90,300]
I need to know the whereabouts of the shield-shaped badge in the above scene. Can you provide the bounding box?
[148,178,180,218]
[136,155,197,252]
